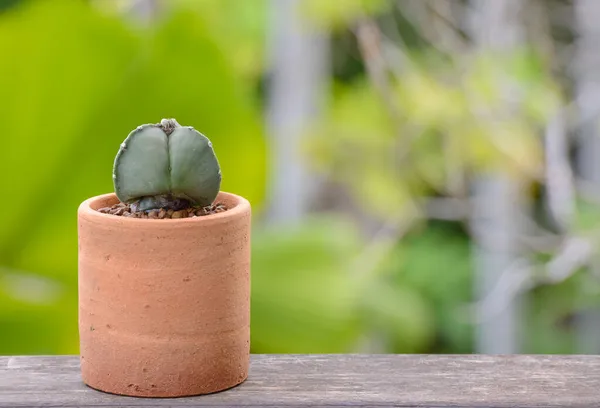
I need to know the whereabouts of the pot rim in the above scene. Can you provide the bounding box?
[78,191,250,225]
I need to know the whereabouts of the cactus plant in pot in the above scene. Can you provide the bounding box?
[77,119,251,398]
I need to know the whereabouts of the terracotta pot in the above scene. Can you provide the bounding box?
[77,191,251,397]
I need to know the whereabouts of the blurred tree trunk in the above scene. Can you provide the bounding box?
[574,0,600,354]
[467,0,526,354]
[265,0,329,225]
[130,0,156,22]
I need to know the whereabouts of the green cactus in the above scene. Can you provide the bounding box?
[113,118,221,212]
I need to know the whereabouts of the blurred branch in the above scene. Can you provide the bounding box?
[424,196,563,251]
[458,235,594,324]
[427,0,469,197]
[545,110,576,231]
[442,133,468,197]
[425,0,469,54]
[349,213,415,282]
[354,16,425,186]
[354,18,401,125]
[354,15,434,183]
[575,178,600,205]
[423,197,470,220]
[125,0,158,24]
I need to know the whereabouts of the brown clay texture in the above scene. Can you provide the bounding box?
[77,191,251,397]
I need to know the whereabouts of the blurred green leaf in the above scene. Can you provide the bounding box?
[573,199,600,233]
[522,272,587,354]
[250,215,435,353]
[0,269,76,354]
[164,0,268,81]
[396,71,467,129]
[385,222,474,353]
[359,279,435,353]
[0,0,265,354]
[250,216,364,353]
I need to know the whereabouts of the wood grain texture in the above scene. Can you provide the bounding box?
[1,354,599,407]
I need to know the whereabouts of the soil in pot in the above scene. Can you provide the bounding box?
[96,201,228,219]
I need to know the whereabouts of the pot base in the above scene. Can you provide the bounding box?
[82,369,248,398]
[84,379,248,399]
[79,328,250,398]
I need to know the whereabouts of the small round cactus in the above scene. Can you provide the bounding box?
[113,118,221,212]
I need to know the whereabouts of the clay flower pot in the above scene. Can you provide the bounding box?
[77,190,251,397]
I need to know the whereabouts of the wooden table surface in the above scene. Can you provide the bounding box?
[1,354,599,407]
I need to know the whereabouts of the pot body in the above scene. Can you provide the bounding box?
[77,192,251,397]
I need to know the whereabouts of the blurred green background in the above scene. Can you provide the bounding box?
[2,0,600,356]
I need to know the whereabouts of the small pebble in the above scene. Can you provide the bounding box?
[171,210,186,219]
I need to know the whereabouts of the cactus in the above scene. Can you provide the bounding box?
[113,118,221,212]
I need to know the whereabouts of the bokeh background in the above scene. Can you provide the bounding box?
[2,0,600,356]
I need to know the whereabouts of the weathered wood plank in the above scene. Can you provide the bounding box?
[1,354,599,407]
